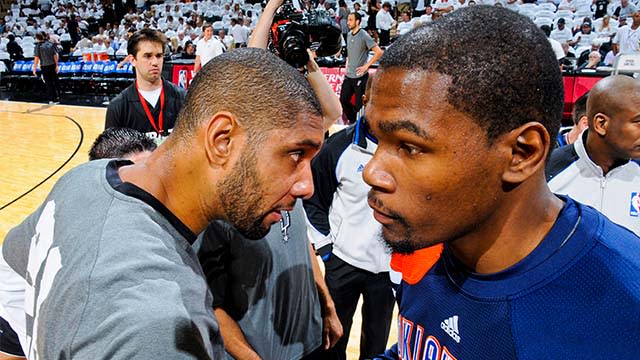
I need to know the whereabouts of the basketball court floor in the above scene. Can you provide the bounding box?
[0,100,397,359]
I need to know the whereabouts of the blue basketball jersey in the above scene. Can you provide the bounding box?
[378,196,640,360]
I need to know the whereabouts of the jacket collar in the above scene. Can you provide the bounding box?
[575,130,634,177]
[352,116,378,151]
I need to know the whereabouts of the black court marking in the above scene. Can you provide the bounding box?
[0,108,84,211]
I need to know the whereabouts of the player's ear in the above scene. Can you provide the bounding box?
[501,122,550,185]
[591,113,609,137]
[203,111,244,167]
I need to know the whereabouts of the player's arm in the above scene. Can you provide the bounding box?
[308,242,343,349]
[356,45,383,76]
[213,308,261,360]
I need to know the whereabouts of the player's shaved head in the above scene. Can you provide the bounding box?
[587,75,640,125]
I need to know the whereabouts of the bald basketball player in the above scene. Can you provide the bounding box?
[547,75,640,235]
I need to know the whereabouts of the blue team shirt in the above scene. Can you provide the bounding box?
[379,196,640,359]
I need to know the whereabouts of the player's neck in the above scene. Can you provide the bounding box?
[448,181,564,274]
[118,141,216,235]
[137,77,162,91]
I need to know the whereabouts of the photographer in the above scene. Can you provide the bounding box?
[341,11,383,124]
[250,0,343,128]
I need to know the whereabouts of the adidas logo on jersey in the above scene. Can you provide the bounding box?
[441,315,461,343]
[357,164,365,173]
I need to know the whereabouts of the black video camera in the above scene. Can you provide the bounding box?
[269,0,342,68]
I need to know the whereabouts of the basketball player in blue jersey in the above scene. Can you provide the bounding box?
[364,6,640,360]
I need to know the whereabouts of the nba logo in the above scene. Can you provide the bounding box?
[178,70,187,89]
[631,192,640,217]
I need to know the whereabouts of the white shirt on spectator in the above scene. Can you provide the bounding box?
[376,8,394,30]
[196,36,225,66]
[397,20,413,35]
[572,31,597,48]
[613,24,640,53]
[230,23,248,44]
[432,0,453,10]
[453,0,468,9]
[551,27,574,43]
[549,38,566,59]
[558,0,576,11]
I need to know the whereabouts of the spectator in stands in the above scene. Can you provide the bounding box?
[595,14,617,41]
[411,0,427,16]
[614,0,638,19]
[230,18,249,47]
[594,0,610,19]
[367,0,380,43]
[6,34,23,61]
[176,30,187,48]
[105,29,186,142]
[179,41,196,59]
[341,12,383,123]
[568,22,597,50]
[433,0,455,14]
[613,9,640,53]
[558,0,577,12]
[579,50,603,68]
[577,39,606,67]
[194,24,225,74]
[557,92,589,147]
[604,42,617,64]
[397,11,414,35]
[453,0,469,10]
[67,16,80,47]
[218,29,234,51]
[376,2,395,46]
[551,18,573,44]
[74,31,93,50]
[33,31,60,105]
[547,75,640,236]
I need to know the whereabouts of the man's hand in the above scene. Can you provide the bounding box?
[33,68,37,76]
[322,307,343,349]
[55,65,59,73]
[356,65,369,77]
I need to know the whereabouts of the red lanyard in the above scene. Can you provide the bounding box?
[135,81,165,135]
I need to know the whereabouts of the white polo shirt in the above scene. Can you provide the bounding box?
[196,37,225,67]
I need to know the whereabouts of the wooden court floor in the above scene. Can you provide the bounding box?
[0,100,397,358]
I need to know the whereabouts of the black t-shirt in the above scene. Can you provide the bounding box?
[595,0,608,18]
